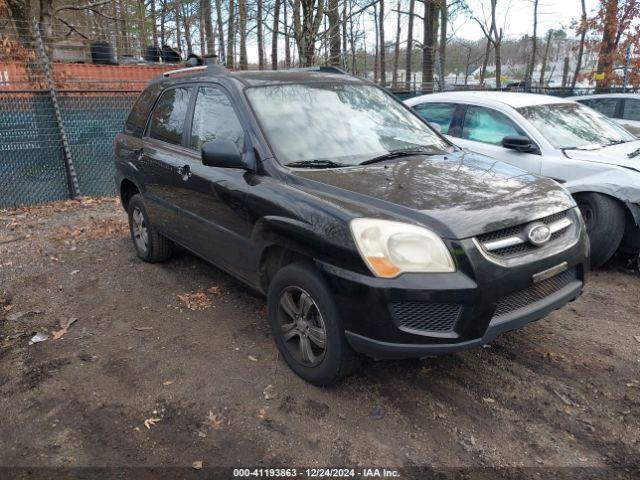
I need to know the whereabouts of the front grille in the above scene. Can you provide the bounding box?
[477,210,571,259]
[493,268,578,319]
[390,301,462,333]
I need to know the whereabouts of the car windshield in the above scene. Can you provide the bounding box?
[245,83,452,167]
[517,102,635,150]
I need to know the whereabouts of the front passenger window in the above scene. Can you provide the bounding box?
[190,87,244,152]
[462,106,525,145]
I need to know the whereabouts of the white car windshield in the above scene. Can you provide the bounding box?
[246,83,452,167]
[518,102,635,150]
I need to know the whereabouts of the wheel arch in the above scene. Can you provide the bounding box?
[119,178,141,211]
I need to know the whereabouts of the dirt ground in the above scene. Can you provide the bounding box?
[0,198,639,474]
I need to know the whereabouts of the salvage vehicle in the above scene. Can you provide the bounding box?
[406,91,640,267]
[114,65,589,385]
[570,93,640,137]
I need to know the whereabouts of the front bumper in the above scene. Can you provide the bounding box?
[317,208,589,359]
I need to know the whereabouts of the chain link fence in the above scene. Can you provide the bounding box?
[0,19,173,209]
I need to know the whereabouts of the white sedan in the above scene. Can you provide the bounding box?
[570,93,640,136]
[405,91,640,266]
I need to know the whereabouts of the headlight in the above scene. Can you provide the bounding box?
[350,218,455,278]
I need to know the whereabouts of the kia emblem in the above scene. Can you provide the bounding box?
[526,222,552,246]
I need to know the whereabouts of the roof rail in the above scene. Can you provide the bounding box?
[288,66,347,75]
[161,63,229,79]
[163,65,206,77]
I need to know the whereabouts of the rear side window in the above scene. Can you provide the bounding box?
[622,98,640,121]
[412,102,457,134]
[148,87,191,145]
[462,106,524,145]
[124,84,162,137]
[580,97,618,118]
[190,86,244,151]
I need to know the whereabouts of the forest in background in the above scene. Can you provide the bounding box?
[1,0,639,92]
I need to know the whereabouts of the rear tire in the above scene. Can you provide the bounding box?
[267,262,360,386]
[127,194,172,263]
[575,193,625,268]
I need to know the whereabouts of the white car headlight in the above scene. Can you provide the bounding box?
[350,218,456,278]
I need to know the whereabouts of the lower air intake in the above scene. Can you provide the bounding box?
[390,301,462,333]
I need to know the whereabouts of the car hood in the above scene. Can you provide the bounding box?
[563,139,640,171]
[289,150,574,239]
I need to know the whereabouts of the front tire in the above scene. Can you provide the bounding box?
[127,194,172,263]
[267,262,360,386]
[575,193,625,268]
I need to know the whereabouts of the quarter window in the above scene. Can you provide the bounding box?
[412,102,457,134]
[148,87,191,145]
[622,98,640,121]
[462,106,524,145]
[190,86,244,151]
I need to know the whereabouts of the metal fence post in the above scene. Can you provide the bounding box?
[32,19,81,199]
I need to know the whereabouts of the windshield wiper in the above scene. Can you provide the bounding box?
[359,148,436,166]
[286,159,350,169]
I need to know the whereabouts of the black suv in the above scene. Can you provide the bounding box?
[114,64,589,385]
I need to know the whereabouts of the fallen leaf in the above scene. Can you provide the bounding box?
[634,335,640,343]
[133,326,153,331]
[70,270,79,275]
[51,327,69,341]
[144,417,162,429]
[178,292,213,311]
[192,461,203,470]
[207,286,221,295]
[263,384,278,400]
[248,355,258,362]
[163,380,174,386]
[257,408,268,420]
[205,410,224,430]
[482,397,495,404]
[29,332,48,344]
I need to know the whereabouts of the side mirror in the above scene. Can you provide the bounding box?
[428,122,442,133]
[502,135,540,154]
[201,139,244,168]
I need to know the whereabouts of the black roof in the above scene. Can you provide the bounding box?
[153,65,366,88]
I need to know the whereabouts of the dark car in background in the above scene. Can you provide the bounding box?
[114,65,589,385]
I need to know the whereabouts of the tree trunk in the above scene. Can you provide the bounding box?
[562,56,570,87]
[392,1,401,87]
[596,0,618,90]
[527,0,538,90]
[227,0,235,68]
[272,0,281,69]
[181,4,193,55]
[257,0,265,69]
[239,0,248,69]
[571,0,587,89]
[422,0,436,93]
[379,0,386,86]
[438,0,447,91]
[39,0,54,48]
[160,0,166,46]
[539,29,552,86]
[327,0,341,66]
[138,0,148,51]
[174,2,183,54]
[150,0,158,46]
[373,3,379,82]
[203,0,216,55]
[284,0,291,67]
[405,0,415,89]
[215,0,226,64]
[480,38,490,85]
[200,6,207,55]
[342,0,348,67]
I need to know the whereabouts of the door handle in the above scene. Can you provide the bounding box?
[177,164,192,181]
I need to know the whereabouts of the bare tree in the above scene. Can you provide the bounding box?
[215,0,226,64]
[422,0,437,93]
[392,0,401,87]
[291,0,325,67]
[379,0,386,86]
[327,0,341,66]
[257,0,265,69]
[239,0,248,69]
[202,0,216,55]
[539,29,552,86]
[272,0,281,69]
[526,0,539,89]
[405,0,416,89]
[571,0,587,89]
[438,0,447,91]
[227,0,235,68]
[474,0,503,88]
